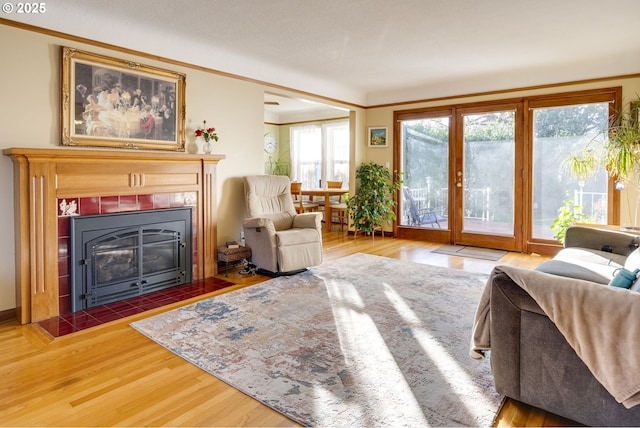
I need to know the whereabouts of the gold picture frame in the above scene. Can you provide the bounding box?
[61,47,186,151]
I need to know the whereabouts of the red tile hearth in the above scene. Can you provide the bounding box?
[38,277,235,338]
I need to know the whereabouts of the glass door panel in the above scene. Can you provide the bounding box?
[461,111,515,236]
[455,104,522,251]
[399,117,450,231]
[395,89,618,252]
[531,102,609,240]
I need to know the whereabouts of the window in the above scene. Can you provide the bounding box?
[531,102,610,239]
[395,88,619,252]
[400,116,450,228]
[290,121,349,188]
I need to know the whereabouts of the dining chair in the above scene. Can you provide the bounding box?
[326,180,344,201]
[332,202,348,231]
[321,181,347,231]
[316,180,343,207]
[290,181,319,213]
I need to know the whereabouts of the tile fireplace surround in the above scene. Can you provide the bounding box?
[3,148,225,324]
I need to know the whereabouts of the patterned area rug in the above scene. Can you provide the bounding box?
[432,245,508,261]
[131,253,501,427]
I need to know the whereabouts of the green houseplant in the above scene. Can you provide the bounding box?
[566,100,640,187]
[564,99,640,227]
[550,199,594,244]
[265,151,291,176]
[346,161,402,238]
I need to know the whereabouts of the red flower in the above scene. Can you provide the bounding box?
[194,120,219,142]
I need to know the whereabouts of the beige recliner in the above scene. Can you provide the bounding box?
[242,175,323,275]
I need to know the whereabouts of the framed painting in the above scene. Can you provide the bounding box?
[61,47,186,151]
[368,127,388,147]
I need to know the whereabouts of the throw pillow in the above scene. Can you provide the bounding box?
[609,267,640,289]
[624,247,640,271]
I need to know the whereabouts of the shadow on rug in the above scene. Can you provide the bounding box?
[432,245,507,261]
[131,253,501,427]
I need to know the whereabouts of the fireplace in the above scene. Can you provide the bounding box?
[69,208,193,312]
[4,148,224,323]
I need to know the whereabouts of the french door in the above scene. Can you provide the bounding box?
[396,103,524,251]
[454,103,523,250]
[395,88,619,254]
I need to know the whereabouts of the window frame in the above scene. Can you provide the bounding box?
[290,120,350,188]
[393,87,622,254]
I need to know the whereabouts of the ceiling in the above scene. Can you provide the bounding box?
[264,93,349,123]
[6,0,640,109]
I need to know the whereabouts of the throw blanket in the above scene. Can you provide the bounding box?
[471,265,640,409]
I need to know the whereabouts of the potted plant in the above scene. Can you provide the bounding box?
[564,99,640,226]
[550,199,594,244]
[566,100,640,186]
[346,161,402,238]
[265,151,291,176]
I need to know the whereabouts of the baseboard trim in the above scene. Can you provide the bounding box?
[0,308,16,323]
[347,230,393,238]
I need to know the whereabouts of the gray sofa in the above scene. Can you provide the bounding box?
[489,226,640,426]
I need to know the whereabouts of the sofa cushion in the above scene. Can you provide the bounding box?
[624,247,640,271]
[535,260,615,284]
[554,247,627,267]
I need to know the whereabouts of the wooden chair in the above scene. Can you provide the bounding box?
[333,202,348,231]
[290,181,319,213]
[322,181,347,231]
[326,180,344,200]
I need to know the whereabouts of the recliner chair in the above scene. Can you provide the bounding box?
[242,175,323,275]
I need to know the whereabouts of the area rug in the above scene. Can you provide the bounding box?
[131,253,501,427]
[432,245,507,261]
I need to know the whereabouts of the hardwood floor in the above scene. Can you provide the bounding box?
[0,230,575,427]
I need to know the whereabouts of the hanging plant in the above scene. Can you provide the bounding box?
[565,99,640,183]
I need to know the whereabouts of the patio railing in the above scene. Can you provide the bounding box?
[404,187,607,226]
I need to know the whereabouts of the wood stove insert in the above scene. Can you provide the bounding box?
[70,208,192,312]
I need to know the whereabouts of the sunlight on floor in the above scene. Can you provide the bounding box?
[317,276,430,425]
[383,282,496,419]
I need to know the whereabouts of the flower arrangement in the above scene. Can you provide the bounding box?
[195,120,218,143]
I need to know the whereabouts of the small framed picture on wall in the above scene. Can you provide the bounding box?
[368,127,388,147]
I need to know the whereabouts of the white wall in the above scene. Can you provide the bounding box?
[0,20,638,313]
[0,23,266,312]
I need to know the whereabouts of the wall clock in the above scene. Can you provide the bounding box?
[264,132,278,153]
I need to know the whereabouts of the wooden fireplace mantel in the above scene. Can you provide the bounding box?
[3,147,225,324]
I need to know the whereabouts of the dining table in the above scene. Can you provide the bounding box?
[301,187,349,232]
